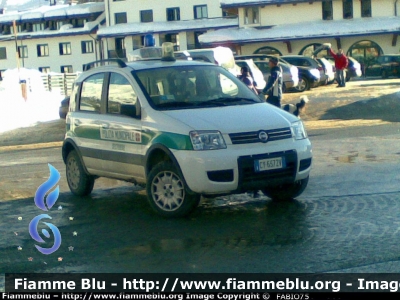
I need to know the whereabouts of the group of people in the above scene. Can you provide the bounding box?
[237,44,349,117]
[238,56,306,117]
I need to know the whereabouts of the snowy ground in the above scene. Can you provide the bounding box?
[0,68,64,134]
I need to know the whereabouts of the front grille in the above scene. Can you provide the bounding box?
[229,127,292,145]
[237,150,297,191]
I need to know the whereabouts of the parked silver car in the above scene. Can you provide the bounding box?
[234,55,299,92]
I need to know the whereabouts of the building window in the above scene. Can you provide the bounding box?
[223,8,238,17]
[166,7,180,21]
[57,20,68,30]
[194,5,208,19]
[59,42,71,55]
[18,45,28,58]
[0,47,7,60]
[140,10,153,22]
[115,12,127,24]
[1,25,10,35]
[361,0,372,17]
[39,67,50,73]
[37,44,49,57]
[33,23,44,32]
[10,24,22,35]
[244,7,259,24]
[322,1,333,20]
[61,65,73,73]
[0,69,5,81]
[343,0,353,19]
[72,18,85,28]
[81,41,94,54]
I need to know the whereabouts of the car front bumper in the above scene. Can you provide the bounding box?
[173,139,312,195]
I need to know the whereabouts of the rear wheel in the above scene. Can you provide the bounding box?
[295,76,309,92]
[66,150,94,196]
[262,176,309,201]
[146,162,201,217]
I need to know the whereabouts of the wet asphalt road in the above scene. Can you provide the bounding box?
[1,123,400,278]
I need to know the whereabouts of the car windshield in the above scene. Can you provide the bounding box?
[134,65,261,110]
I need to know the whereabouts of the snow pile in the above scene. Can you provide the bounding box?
[0,68,63,134]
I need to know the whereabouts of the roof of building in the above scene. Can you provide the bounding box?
[199,16,400,45]
[220,0,323,8]
[97,17,238,38]
[0,2,104,24]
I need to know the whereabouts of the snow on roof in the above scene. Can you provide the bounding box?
[0,2,104,23]
[97,17,238,38]
[220,0,319,8]
[199,16,400,44]
[0,12,105,40]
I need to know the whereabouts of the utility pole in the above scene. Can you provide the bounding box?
[13,20,27,101]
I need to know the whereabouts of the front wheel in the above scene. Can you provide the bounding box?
[66,150,94,196]
[295,76,310,92]
[262,176,309,201]
[146,162,201,217]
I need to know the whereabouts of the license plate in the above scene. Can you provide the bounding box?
[254,157,285,172]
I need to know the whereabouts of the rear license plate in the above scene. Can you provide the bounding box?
[254,157,285,172]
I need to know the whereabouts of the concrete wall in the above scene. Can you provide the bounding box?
[0,35,98,73]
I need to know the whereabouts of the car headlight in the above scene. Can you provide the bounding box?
[291,121,307,140]
[190,131,227,150]
[310,69,320,79]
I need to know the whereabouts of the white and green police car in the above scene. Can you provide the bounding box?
[62,44,312,217]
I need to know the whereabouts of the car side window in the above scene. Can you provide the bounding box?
[107,73,137,115]
[301,60,312,67]
[80,73,104,113]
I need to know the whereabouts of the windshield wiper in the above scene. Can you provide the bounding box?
[199,97,260,105]
[155,101,197,108]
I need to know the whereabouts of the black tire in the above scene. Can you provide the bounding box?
[262,176,309,201]
[282,83,287,93]
[66,150,94,196]
[146,161,201,218]
[295,76,310,92]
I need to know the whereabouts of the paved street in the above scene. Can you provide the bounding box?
[0,78,400,288]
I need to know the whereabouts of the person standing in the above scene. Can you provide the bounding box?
[262,57,283,108]
[238,66,258,94]
[328,47,348,87]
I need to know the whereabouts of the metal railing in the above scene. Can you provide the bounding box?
[41,73,79,96]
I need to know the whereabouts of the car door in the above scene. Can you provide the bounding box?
[95,71,145,182]
[70,72,106,173]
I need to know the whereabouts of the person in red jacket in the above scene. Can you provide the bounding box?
[328,47,349,87]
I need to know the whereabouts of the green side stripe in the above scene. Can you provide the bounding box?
[67,127,193,151]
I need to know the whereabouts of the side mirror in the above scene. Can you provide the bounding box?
[120,104,139,118]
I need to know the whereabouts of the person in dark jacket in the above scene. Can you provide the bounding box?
[262,57,283,108]
[328,47,349,87]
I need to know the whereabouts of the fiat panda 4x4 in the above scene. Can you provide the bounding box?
[62,44,312,217]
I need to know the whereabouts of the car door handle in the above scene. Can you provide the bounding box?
[74,120,82,126]
[102,124,110,129]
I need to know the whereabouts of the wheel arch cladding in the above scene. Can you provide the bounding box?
[145,145,181,177]
[62,139,90,175]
